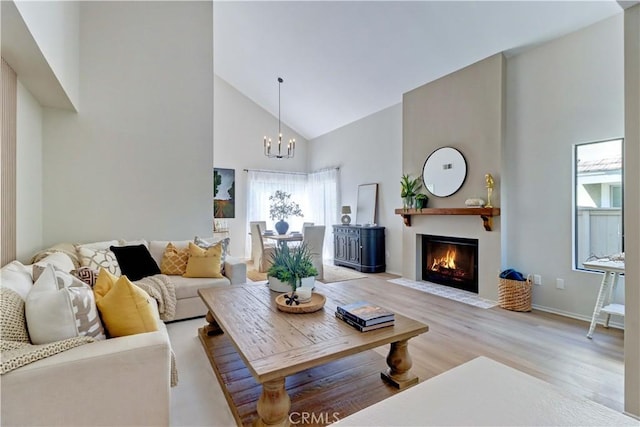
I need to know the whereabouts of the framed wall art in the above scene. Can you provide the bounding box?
[214,168,235,218]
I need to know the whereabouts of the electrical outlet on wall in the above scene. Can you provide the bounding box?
[533,274,542,285]
[556,278,565,290]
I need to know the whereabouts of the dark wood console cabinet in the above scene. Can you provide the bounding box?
[333,225,385,273]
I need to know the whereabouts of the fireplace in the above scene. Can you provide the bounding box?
[422,234,478,293]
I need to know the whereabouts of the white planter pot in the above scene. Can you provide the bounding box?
[268,276,315,292]
[268,277,291,292]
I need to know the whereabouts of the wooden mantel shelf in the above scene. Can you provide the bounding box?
[394,207,501,231]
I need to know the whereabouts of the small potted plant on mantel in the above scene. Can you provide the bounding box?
[269,190,303,235]
[267,244,318,297]
[400,173,422,210]
[415,193,429,211]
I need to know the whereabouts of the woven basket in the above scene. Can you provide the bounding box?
[498,275,532,312]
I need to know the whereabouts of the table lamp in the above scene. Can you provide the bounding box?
[341,205,352,225]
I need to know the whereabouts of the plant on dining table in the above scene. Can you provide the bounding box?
[269,190,303,235]
[269,190,303,221]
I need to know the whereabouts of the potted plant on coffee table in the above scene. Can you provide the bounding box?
[269,190,303,235]
[267,243,318,298]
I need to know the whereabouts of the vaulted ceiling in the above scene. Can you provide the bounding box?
[214,1,627,140]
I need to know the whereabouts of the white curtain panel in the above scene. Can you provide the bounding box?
[308,168,339,260]
[245,169,339,260]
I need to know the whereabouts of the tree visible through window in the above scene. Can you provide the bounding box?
[574,138,624,269]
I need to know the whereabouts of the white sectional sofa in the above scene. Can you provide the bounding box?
[0,258,172,426]
[0,237,246,426]
[144,238,247,320]
[31,238,247,321]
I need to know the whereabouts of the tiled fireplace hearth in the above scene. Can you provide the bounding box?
[421,234,478,293]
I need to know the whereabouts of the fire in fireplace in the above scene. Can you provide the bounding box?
[422,235,478,293]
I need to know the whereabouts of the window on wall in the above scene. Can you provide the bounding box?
[245,169,339,259]
[574,138,624,269]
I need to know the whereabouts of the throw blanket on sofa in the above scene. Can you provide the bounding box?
[134,274,177,322]
[133,275,179,387]
[0,288,94,375]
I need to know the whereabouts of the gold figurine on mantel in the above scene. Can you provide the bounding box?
[485,173,495,208]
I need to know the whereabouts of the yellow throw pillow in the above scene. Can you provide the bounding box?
[96,275,158,338]
[160,243,189,275]
[93,268,119,303]
[183,242,223,278]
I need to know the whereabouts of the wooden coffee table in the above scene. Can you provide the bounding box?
[198,280,428,426]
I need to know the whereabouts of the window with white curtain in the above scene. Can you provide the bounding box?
[246,168,339,259]
[308,168,339,259]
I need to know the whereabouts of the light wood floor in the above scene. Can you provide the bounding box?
[333,267,625,412]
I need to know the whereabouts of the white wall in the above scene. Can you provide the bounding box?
[214,75,308,257]
[15,80,43,262]
[309,104,403,274]
[14,0,79,109]
[504,14,624,319]
[42,1,213,245]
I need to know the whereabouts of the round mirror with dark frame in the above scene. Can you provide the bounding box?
[422,147,467,197]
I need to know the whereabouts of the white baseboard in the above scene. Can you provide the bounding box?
[532,304,624,330]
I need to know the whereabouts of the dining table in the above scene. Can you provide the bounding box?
[262,232,303,248]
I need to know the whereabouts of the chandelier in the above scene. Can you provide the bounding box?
[263,77,295,159]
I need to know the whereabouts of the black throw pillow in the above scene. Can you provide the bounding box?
[110,244,161,281]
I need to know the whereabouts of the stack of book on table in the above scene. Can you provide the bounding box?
[335,301,395,332]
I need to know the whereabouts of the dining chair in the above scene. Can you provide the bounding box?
[302,225,325,280]
[250,220,268,234]
[302,222,314,236]
[250,222,275,273]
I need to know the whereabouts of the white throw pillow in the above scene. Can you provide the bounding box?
[76,246,121,276]
[33,251,76,273]
[0,261,34,300]
[26,264,106,344]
